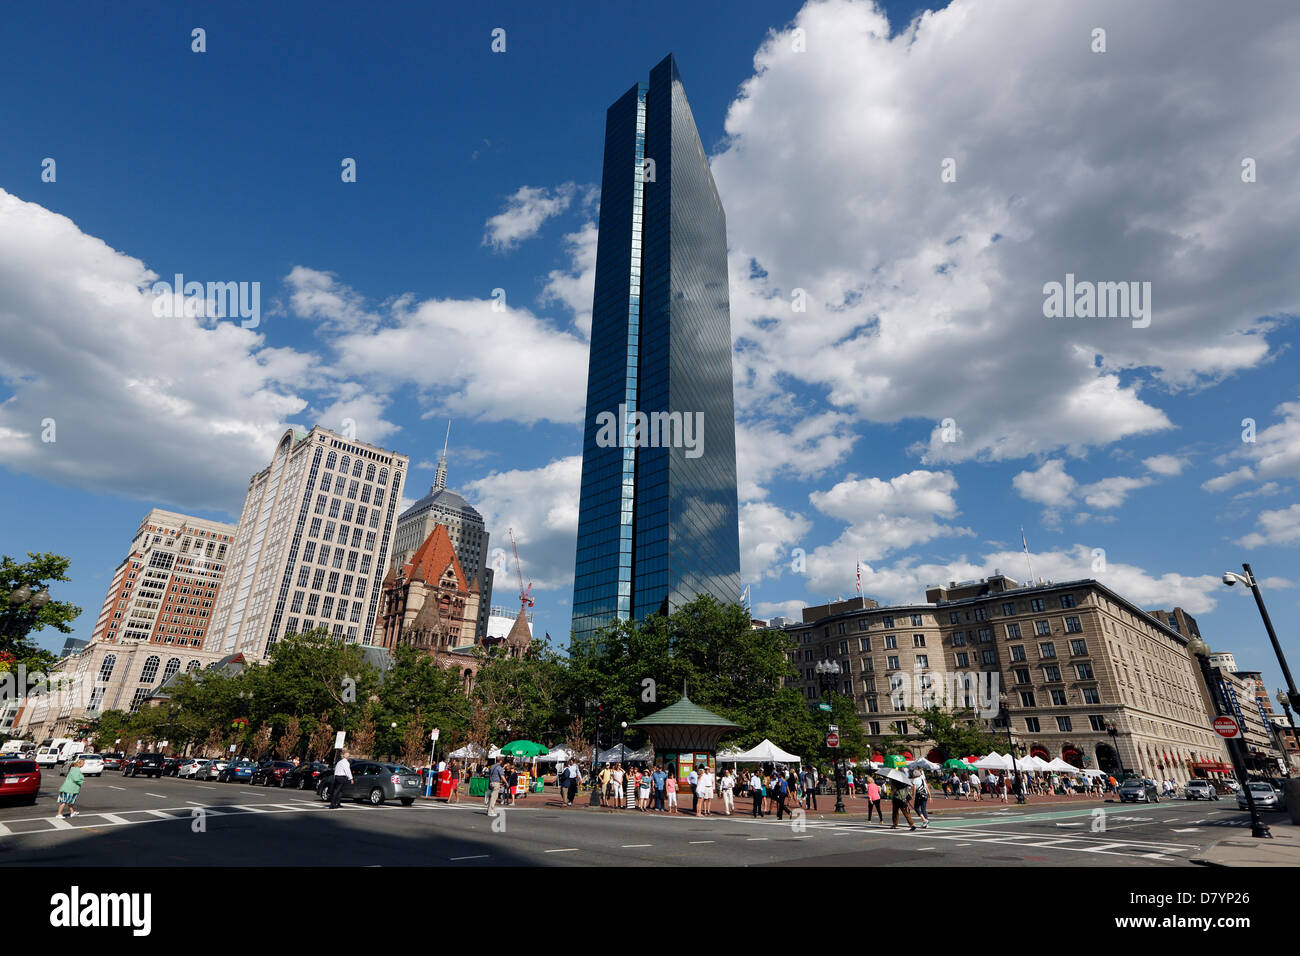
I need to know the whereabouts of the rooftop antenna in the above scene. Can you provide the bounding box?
[433,419,451,491]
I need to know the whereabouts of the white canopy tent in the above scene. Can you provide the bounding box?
[1017,755,1051,772]
[1080,768,1108,777]
[714,738,802,765]
[449,743,501,760]
[973,752,1013,771]
[1047,757,1083,773]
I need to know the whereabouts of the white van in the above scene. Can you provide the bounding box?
[1,740,34,756]
[35,747,62,768]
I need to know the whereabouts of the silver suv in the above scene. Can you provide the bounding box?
[1184,779,1220,801]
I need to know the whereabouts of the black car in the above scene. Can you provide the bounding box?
[283,761,332,791]
[163,756,182,777]
[251,760,297,787]
[122,753,166,778]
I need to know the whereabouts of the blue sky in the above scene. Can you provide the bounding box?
[1,0,1297,703]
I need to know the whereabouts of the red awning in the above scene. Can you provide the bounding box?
[1192,761,1232,773]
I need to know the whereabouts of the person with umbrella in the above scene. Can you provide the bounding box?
[878,768,917,830]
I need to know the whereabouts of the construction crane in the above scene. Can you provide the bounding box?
[508,527,534,608]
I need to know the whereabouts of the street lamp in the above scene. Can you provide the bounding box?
[815,659,846,814]
[1105,721,1126,778]
[389,722,397,763]
[1223,565,1300,720]
[3,585,51,639]
[1188,635,1270,839]
[997,692,1023,799]
[619,721,627,766]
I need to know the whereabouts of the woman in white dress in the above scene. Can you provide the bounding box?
[720,768,735,815]
[697,766,716,816]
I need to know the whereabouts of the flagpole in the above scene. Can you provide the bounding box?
[1021,526,1034,584]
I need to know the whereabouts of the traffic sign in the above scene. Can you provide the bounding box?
[334,731,346,749]
[430,728,440,742]
[1212,715,1240,739]
[826,732,840,749]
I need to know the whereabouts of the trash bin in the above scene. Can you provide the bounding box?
[469,776,488,798]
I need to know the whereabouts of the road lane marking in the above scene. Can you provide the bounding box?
[146,793,167,799]
[0,822,10,835]
[107,786,125,791]
[98,814,130,824]
[621,844,653,848]
[451,854,489,861]
[144,810,174,818]
[688,840,715,844]
[544,848,579,853]
[48,817,74,829]
[747,838,768,841]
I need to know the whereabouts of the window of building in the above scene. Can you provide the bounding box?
[1036,620,1052,637]
[981,650,997,665]
[956,652,969,668]
[1056,716,1072,732]
[1060,594,1076,608]
[97,654,117,682]
[885,635,897,649]
[859,637,871,652]
[1002,602,1016,616]
[896,721,909,735]
[1020,691,1036,707]
[863,658,874,672]
[1006,623,1021,639]
[913,634,926,647]
[1014,667,1030,684]
[1039,641,1056,658]
[1050,689,1067,706]
[306,594,320,616]
[1030,599,1045,612]
[1064,616,1082,633]
[1025,717,1041,733]
[974,607,987,621]
[911,615,923,627]
[916,654,929,668]
[1089,715,1106,731]
[887,655,900,670]
[1075,662,1095,680]
[1011,645,1026,661]
[881,615,894,629]
[1044,664,1062,682]
[1082,687,1101,704]
[1069,638,1087,657]
[949,611,961,624]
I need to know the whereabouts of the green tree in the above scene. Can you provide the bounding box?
[470,639,570,743]
[906,705,1002,761]
[1,553,82,672]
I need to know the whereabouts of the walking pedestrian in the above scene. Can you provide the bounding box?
[845,767,855,796]
[450,759,461,803]
[865,776,884,823]
[697,765,715,816]
[911,769,930,828]
[637,767,651,810]
[721,767,735,815]
[772,770,789,820]
[564,760,580,806]
[802,766,818,810]
[486,757,505,816]
[55,757,85,819]
[890,778,917,831]
[329,749,353,809]
[749,768,764,817]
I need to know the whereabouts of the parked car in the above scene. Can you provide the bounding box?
[284,761,332,791]
[218,759,257,783]
[100,752,126,771]
[1238,781,1287,812]
[123,753,166,778]
[0,759,41,805]
[163,756,182,777]
[1184,779,1220,801]
[78,754,106,777]
[316,761,423,806]
[34,747,62,769]
[1119,777,1161,803]
[251,760,296,787]
[181,758,210,779]
[200,758,230,780]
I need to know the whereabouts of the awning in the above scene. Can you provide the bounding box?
[1191,760,1232,773]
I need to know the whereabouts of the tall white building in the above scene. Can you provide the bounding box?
[209,427,409,659]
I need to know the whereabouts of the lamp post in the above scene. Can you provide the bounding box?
[997,692,1023,797]
[1105,722,1126,778]
[815,659,845,813]
[389,722,397,764]
[1223,565,1300,719]
[3,584,51,639]
[619,721,627,767]
[1188,636,1270,839]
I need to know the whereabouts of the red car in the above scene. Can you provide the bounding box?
[0,759,41,805]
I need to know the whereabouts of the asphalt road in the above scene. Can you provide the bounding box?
[0,771,1269,866]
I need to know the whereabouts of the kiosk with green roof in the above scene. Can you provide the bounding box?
[630,694,739,786]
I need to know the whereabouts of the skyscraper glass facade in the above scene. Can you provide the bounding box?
[571,54,741,644]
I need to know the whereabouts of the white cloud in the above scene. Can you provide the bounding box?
[462,456,582,593]
[735,411,857,503]
[483,183,582,252]
[1239,503,1300,548]
[1202,466,1254,493]
[540,220,598,338]
[1204,397,1300,493]
[1013,459,1076,507]
[1143,454,1187,476]
[0,188,325,513]
[739,500,812,583]
[1081,475,1154,510]
[712,0,1300,464]
[286,266,380,334]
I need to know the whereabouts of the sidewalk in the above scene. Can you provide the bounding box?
[1190,817,1300,867]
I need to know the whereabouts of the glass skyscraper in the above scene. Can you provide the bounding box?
[571,54,741,644]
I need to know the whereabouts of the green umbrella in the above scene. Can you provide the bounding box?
[942,758,974,771]
[499,740,549,758]
[883,754,907,768]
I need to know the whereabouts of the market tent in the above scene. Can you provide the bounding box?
[499,740,549,758]
[1017,755,1051,772]
[942,758,975,771]
[714,738,801,765]
[1047,757,1082,773]
[907,758,942,772]
[449,744,501,759]
[1080,768,1108,777]
[974,752,1012,770]
[882,754,908,768]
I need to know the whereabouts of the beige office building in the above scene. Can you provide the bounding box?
[208,427,409,660]
[782,575,1233,783]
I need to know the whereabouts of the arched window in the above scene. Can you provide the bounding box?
[186,659,201,672]
[365,462,376,481]
[97,654,117,683]
[162,658,182,684]
[140,655,161,684]
[340,455,351,474]
[326,450,338,470]
[352,459,363,478]
[378,467,389,486]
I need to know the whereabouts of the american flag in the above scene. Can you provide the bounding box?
[856,559,862,595]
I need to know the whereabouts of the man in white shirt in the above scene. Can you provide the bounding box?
[688,767,699,814]
[328,749,353,808]
[749,770,764,817]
